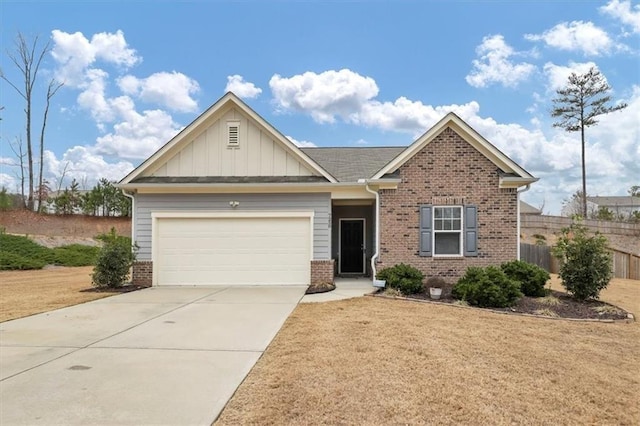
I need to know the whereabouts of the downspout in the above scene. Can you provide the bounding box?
[121,189,135,243]
[365,183,380,280]
[516,184,531,260]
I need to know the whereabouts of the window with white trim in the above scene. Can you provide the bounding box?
[227,120,240,147]
[433,206,462,256]
[419,204,478,257]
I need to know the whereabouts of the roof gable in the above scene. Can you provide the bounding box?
[120,92,337,185]
[372,112,536,186]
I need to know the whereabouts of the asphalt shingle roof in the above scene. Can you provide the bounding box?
[587,196,640,207]
[300,147,405,182]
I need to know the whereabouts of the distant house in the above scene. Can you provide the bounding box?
[519,201,541,215]
[586,196,640,218]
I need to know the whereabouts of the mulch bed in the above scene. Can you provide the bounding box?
[80,285,147,294]
[306,282,336,294]
[393,289,631,321]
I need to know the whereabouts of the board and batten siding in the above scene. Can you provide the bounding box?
[134,193,331,261]
[146,108,314,178]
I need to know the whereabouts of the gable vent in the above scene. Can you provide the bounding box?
[227,121,240,147]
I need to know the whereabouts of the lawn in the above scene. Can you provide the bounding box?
[0,266,114,322]
[216,276,640,425]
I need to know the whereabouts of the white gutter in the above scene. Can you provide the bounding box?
[516,184,531,260]
[121,189,135,243]
[364,182,380,280]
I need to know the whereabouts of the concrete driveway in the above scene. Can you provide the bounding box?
[0,285,306,425]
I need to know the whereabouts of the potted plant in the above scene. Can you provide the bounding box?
[426,277,446,300]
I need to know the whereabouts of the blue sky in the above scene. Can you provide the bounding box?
[1,0,638,214]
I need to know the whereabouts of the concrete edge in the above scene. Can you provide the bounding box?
[368,293,636,324]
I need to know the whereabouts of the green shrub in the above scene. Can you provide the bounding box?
[92,240,136,288]
[95,228,131,247]
[51,245,100,267]
[552,222,612,301]
[452,266,522,308]
[0,251,46,270]
[500,260,550,297]
[376,263,425,294]
[0,233,50,261]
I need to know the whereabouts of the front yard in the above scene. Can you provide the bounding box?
[0,266,114,322]
[216,276,639,425]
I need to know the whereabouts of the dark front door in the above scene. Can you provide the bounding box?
[340,219,365,274]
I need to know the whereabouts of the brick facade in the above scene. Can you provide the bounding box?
[378,127,518,282]
[132,261,153,287]
[311,259,335,285]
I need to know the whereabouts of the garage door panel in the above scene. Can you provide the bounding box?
[155,216,311,286]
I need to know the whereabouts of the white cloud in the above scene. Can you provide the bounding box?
[116,72,200,112]
[465,35,536,88]
[270,69,379,123]
[268,68,638,214]
[286,136,316,148]
[94,108,182,160]
[51,29,140,87]
[600,0,640,34]
[525,21,617,56]
[225,75,262,99]
[44,147,134,188]
[542,61,599,91]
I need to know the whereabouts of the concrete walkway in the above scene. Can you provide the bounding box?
[300,277,377,303]
[0,286,306,425]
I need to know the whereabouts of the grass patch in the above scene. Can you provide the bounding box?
[0,234,99,270]
[592,305,624,315]
[216,283,640,426]
[382,287,403,297]
[538,295,562,306]
[533,308,559,317]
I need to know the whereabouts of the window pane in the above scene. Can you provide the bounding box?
[453,208,461,219]
[435,232,460,255]
[434,219,443,230]
[434,208,443,219]
[452,219,461,230]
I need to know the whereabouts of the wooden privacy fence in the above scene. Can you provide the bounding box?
[520,243,640,280]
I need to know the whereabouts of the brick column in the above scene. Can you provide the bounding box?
[310,260,334,285]
[132,261,153,287]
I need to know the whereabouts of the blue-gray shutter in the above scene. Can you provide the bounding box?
[419,205,432,256]
[464,205,478,256]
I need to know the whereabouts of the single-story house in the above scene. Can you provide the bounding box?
[119,92,537,287]
[519,200,542,215]
[586,196,640,218]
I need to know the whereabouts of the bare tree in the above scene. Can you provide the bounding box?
[37,79,64,210]
[552,67,628,218]
[8,136,27,208]
[1,32,52,210]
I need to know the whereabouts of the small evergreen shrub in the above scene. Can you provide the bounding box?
[376,263,425,294]
[500,260,550,297]
[0,251,46,270]
[51,244,100,267]
[452,266,522,308]
[92,238,137,288]
[552,222,613,301]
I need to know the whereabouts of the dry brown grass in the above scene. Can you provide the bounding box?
[0,266,114,322]
[216,277,640,425]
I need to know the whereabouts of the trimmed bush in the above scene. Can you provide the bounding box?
[500,260,550,297]
[376,263,425,295]
[452,266,522,308]
[552,222,612,301]
[92,241,136,288]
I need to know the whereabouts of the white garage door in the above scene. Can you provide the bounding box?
[155,216,311,286]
